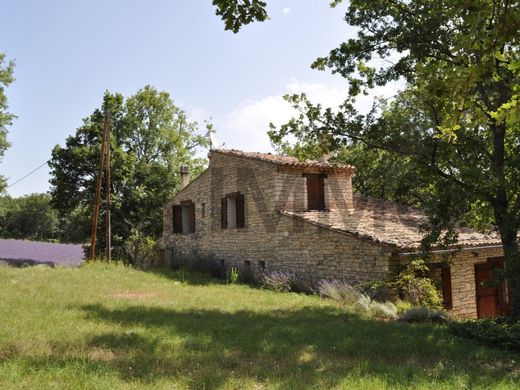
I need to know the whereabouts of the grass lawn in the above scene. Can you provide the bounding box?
[0,262,519,389]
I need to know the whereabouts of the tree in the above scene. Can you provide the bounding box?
[49,86,210,253]
[0,193,59,240]
[212,0,268,33]
[268,1,520,316]
[0,52,15,192]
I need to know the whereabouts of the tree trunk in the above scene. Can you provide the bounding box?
[490,121,520,318]
[500,224,520,318]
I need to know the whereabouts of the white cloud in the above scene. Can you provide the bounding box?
[282,7,291,15]
[218,79,402,153]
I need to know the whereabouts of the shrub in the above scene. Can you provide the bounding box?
[226,267,240,284]
[399,306,449,323]
[358,279,396,302]
[123,228,157,269]
[393,259,443,308]
[449,318,520,350]
[370,301,398,320]
[289,273,316,294]
[394,299,413,314]
[355,293,372,312]
[261,271,292,292]
[317,280,360,305]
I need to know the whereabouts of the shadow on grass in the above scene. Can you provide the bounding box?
[25,304,520,388]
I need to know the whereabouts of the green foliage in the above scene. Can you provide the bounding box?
[392,259,443,308]
[450,318,520,351]
[123,228,157,269]
[49,85,210,251]
[0,193,59,241]
[0,52,15,192]
[267,0,520,315]
[226,266,240,284]
[212,0,268,33]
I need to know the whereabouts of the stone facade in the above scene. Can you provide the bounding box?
[428,247,504,318]
[163,149,506,319]
[163,150,388,283]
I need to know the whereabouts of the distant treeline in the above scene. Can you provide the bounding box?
[0,193,90,243]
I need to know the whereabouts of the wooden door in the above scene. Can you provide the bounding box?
[475,258,509,318]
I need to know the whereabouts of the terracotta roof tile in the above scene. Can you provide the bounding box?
[281,196,501,251]
[211,149,355,173]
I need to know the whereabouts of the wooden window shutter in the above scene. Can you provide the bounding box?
[306,176,325,211]
[188,204,196,233]
[236,193,245,228]
[441,265,452,310]
[172,205,182,233]
[221,197,227,229]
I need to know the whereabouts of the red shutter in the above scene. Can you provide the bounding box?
[441,265,452,310]
[172,205,182,233]
[236,193,245,228]
[221,197,227,229]
[188,204,196,233]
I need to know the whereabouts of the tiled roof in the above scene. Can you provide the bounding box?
[281,196,501,251]
[211,149,355,173]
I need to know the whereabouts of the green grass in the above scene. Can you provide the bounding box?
[0,262,519,389]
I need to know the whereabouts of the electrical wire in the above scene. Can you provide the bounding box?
[6,159,51,188]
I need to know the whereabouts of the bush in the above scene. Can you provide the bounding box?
[317,280,360,305]
[355,293,372,312]
[123,229,157,269]
[226,267,240,284]
[369,301,398,320]
[399,306,449,323]
[449,318,520,350]
[393,259,443,308]
[261,271,293,292]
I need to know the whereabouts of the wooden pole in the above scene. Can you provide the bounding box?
[105,112,111,261]
[88,113,109,260]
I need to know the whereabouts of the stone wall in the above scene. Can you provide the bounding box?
[163,152,389,284]
[440,247,503,319]
[398,246,505,319]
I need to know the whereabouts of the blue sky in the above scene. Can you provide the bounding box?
[1,0,366,196]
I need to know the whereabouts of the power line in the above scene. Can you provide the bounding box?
[6,159,51,188]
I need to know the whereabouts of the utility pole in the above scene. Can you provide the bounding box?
[105,112,112,261]
[88,113,110,260]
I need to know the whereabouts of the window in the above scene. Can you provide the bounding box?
[221,192,245,229]
[304,174,326,211]
[201,203,206,218]
[258,260,266,271]
[172,201,195,234]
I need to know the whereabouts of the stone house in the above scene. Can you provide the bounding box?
[163,149,508,319]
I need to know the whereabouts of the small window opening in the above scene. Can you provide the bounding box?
[201,203,206,218]
[258,261,266,271]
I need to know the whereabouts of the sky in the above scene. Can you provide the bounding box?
[0,0,394,197]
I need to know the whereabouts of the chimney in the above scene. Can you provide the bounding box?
[180,165,189,189]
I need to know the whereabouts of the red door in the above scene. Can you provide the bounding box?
[475,258,509,318]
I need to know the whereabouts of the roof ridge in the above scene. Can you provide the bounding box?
[210,149,355,171]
